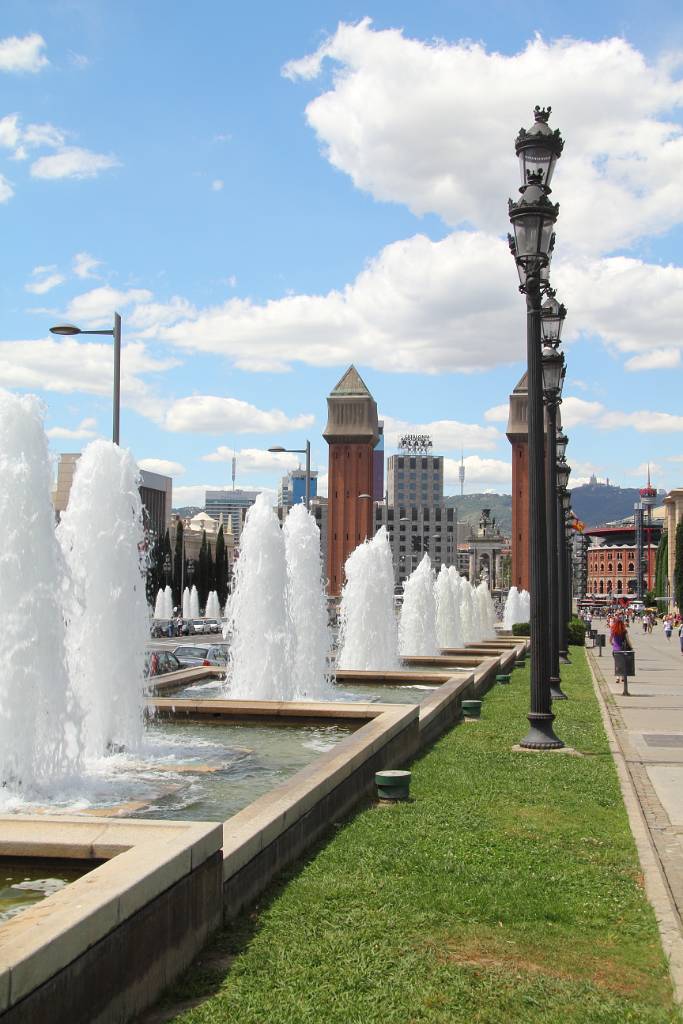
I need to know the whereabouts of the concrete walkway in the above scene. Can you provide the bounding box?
[588,625,683,999]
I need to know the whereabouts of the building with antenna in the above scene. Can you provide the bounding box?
[458,452,465,496]
[205,488,258,541]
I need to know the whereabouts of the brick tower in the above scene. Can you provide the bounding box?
[507,372,530,591]
[324,366,379,596]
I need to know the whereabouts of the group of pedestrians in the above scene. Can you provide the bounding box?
[661,614,683,652]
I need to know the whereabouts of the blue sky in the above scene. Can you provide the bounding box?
[2,1,683,506]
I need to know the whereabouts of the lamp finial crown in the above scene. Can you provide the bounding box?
[534,105,552,123]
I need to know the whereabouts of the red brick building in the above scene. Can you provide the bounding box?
[585,526,657,598]
[506,372,530,591]
[323,366,379,596]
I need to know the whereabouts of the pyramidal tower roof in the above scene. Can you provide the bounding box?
[330,365,371,397]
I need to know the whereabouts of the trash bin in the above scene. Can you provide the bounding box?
[613,650,635,678]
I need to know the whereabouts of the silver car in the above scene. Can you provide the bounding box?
[172,644,229,669]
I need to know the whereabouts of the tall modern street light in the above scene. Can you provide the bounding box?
[508,105,564,749]
[542,339,567,700]
[268,441,312,509]
[50,313,122,445]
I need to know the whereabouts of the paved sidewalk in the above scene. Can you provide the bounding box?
[588,626,683,999]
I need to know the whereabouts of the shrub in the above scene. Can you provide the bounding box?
[567,617,586,646]
[511,622,530,636]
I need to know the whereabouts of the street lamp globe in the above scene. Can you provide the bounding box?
[540,293,567,346]
[556,430,568,460]
[515,105,565,190]
[541,345,564,397]
[509,107,563,274]
[556,460,570,490]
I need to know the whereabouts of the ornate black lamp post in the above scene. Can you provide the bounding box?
[508,105,565,749]
[556,454,571,662]
[542,341,567,700]
[163,554,172,588]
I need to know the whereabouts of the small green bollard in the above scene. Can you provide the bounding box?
[461,699,482,720]
[496,673,511,685]
[375,769,411,802]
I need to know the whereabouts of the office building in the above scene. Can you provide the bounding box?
[387,450,444,507]
[374,503,460,587]
[52,452,172,539]
[205,489,259,541]
[277,468,319,509]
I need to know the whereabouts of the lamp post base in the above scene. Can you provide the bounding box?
[519,712,565,750]
[549,676,568,700]
[559,649,571,664]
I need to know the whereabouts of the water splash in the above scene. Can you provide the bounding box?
[476,581,496,639]
[447,567,465,648]
[182,587,191,619]
[503,586,524,628]
[435,566,460,649]
[283,504,332,698]
[164,585,174,619]
[190,585,199,618]
[459,579,475,642]
[0,391,82,795]
[519,589,530,622]
[205,591,221,619]
[337,527,399,670]
[153,589,165,619]
[58,440,147,758]
[225,494,293,698]
[399,554,438,656]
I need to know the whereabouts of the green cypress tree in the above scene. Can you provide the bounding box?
[675,522,683,614]
[198,530,209,609]
[654,532,668,613]
[207,540,215,596]
[173,520,184,607]
[215,525,228,607]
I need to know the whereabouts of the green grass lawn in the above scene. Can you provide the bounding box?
[157,650,681,1024]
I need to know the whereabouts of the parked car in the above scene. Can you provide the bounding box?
[172,644,229,669]
[186,619,206,635]
[203,619,222,634]
[144,649,182,678]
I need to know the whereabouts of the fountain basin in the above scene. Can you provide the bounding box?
[0,816,222,1023]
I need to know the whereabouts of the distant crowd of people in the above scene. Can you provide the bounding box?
[577,604,683,695]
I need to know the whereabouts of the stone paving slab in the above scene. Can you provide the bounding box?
[588,629,683,1003]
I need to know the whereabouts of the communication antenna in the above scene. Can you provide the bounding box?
[459,450,465,496]
[231,453,237,491]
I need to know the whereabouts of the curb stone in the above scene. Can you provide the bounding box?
[588,648,683,1005]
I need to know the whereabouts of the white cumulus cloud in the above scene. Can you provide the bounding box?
[138,458,186,477]
[31,146,120,180]
[73,252,102,279]
[284,21,683,255]
[164,396,315,435]
[25,267,65,295]
[382,413,501,452]
[202,447,303,472]
[0,33,48,73]
[444,455,511,488]
[47,417,98,440]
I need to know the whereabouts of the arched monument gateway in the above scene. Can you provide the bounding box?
[466,508,505,589]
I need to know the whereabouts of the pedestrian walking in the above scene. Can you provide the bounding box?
[611,618,632,695]
[679,622,683,655]
[664,619,673,641]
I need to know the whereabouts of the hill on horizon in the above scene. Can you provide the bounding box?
[444,492,512,535]
[570,482,662,528]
